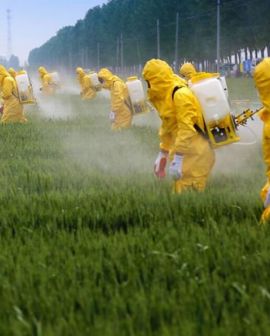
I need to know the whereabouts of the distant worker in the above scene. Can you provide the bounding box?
[179,62,219,82]
[76,67,96,100]
[0,65,27,123]
[253,58,270,223]
[8,68,26,79]
[98,68,132,130]
[179,62,197,81]
[8,67,17,79]
[38,66,59,95]
[143,59,215,193]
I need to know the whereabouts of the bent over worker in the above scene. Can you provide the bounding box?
[179,62,220,84]
[143,59,215,193]
[38,66,58,96]
[97,68,132,130]
[253,58,270,223]
[76,67,96,100]
[8,68,26,79]
[0,65,27,124]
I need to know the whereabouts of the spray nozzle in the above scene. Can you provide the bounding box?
[233,107,263,128]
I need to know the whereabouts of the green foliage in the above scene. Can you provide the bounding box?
[0,79,269,335]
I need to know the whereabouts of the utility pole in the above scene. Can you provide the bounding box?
[7,9,12,60]
[116,37,119,68]
[136,38,142,65]
[80,49,84,67]
[84,48,88,68]
[97,42,100,69]
[157,19,160,58]
[68,49,72,70]
[216,0,221,72]
[120,33,124,72]
[174,12,179,71]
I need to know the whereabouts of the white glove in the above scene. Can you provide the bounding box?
[264,188,270,208]
[109,111,115,122]
[169,154,183,180]
[154,151,168,179]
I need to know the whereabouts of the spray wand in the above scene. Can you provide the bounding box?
[234,107,263,128]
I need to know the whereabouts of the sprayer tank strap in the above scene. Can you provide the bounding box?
[124,98,133,112]
[111,80,132,112]
[12,91,19,100]
[172,86,208,140]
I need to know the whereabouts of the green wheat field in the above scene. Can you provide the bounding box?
[0,78,269,336]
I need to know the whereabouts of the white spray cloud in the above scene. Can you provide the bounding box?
[213,115,263,176]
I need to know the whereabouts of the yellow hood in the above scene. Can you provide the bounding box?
[8,67,16,78]
[254,58,270,112]
[76,67,84,76]
[179,62,197,80]
[0,65,10,86]
[142,59,176,100]
[38,66,48,78]
[98,68,120,89]
[76,67,85,84]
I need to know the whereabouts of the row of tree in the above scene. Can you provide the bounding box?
[28,0,270,71]
[0,55,20,69]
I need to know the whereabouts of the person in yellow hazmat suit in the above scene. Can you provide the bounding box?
[38,66,57,96]
[76,67,96,100]
[8,68,26,79]
[0,65,27,123]
[97,68,132,130]
[253,58,270,223]
[179,62,219,82]
[142,59,215,193]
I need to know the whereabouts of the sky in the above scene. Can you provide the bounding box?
[0,0,106,65]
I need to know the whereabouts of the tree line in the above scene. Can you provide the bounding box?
[28,0,270,71]
[0,55,20,69]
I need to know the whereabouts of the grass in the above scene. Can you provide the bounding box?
[0,79,269,336]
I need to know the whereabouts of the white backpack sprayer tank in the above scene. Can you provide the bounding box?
[189,77,240,147]
[50,72,60,86]
[219,76,229,98]
[15,73,36,104]
[89,72,102,91]
[126,76,149,115]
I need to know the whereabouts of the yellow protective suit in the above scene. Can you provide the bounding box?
[76,67,96,100]
[8,68,26,84]
[11,69,26,77]
[143,59,215,193]
[0,65,27,123]
[254,58,270,223]
[38,66,57,96]
[8,67,17,79]
[0,99,3,114]
[179,63,219,83]
[97,68,132,130]
[8,68,19,94]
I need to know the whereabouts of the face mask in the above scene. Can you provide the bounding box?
[98,77,105,84]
